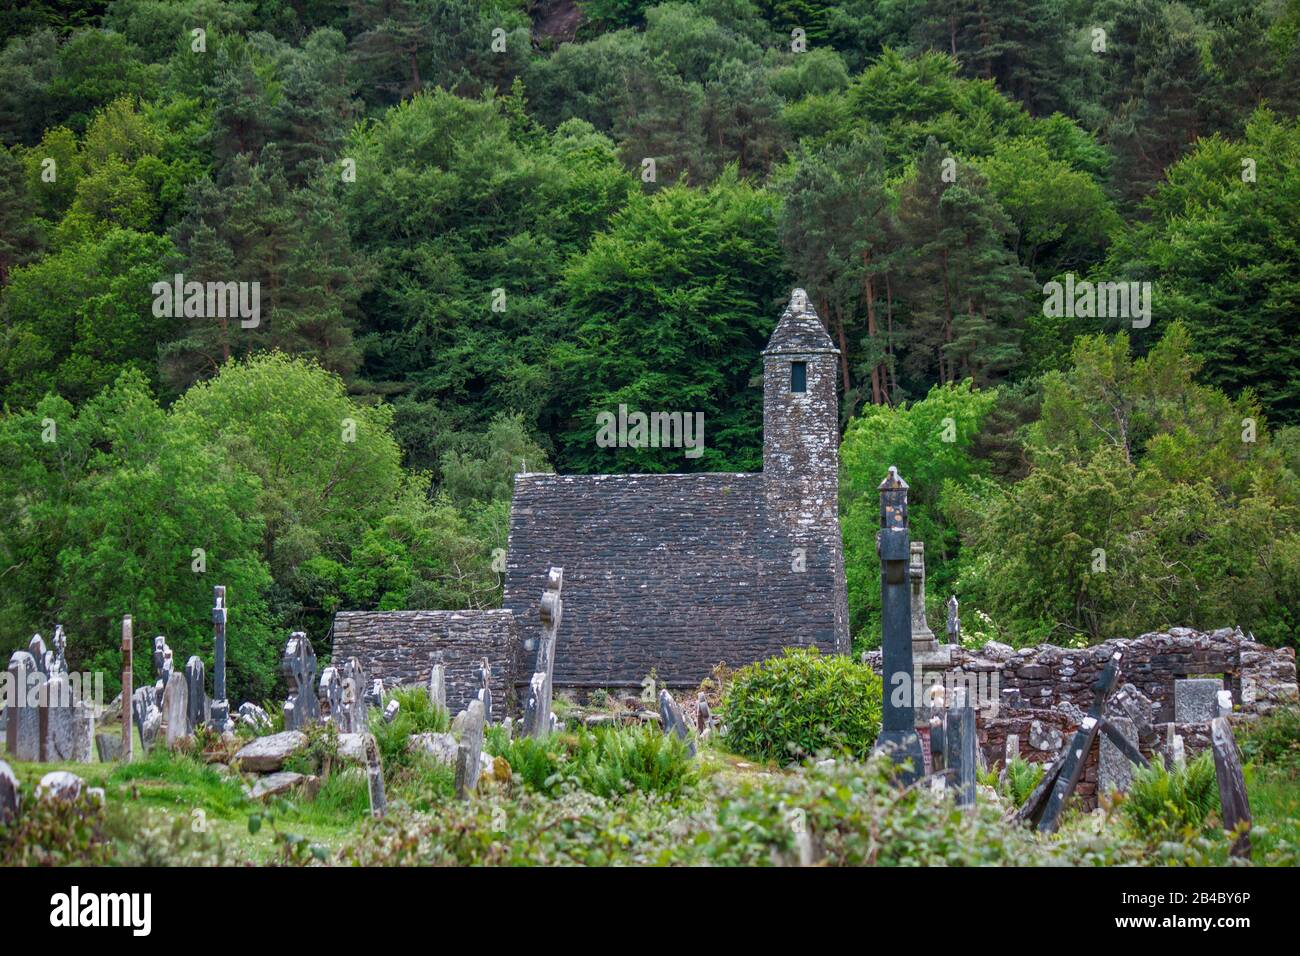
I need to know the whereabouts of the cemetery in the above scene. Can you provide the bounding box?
[1,291,1298,867]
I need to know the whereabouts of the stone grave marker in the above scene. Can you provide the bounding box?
[281,632,318,731]
[942,689,976,809]
[658,689,696,757]
[40,672,93,762]
[1098,716,1138,794]
[120,616,133,761]
[209,586,232,732]
[1174,679,1222,723]
[909,541,938,655]
[429,655,447,713]
[185,656,208,730]
[365,734,386,818]
[454,699,486,798]
[0,759,19,824]
[319,666,342,726]
[152,635,174,702]
[5,651,42,761]
[163,671,191,748]
[131,686,162,752]
[523,567,563,738]
[1210,717,1252,859]
[28,634,49,676]
[476,657,492,722]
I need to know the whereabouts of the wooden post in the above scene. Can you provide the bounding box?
[120,615,133,761]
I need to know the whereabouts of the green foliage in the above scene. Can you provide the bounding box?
[1120,753,1221,842]
[1002,757,1045,806]
[487,724,698,798]
[1238,707,1300,774]
[721,647,882,762]
[0,790,113,866]
[368,685,452,785]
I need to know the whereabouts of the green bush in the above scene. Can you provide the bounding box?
[0,791,113,866]
[1238,707,1300,773]
[721,647,882,763]
[1003,757,1046,806]
[369,686,451,783]
[1121,753,1220,841]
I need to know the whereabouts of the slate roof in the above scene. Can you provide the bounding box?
[763,289,838,355]
[502,472,843,688]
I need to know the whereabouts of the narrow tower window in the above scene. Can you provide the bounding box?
[791,361,807,393]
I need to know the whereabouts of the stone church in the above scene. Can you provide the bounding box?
[332,290,850,716]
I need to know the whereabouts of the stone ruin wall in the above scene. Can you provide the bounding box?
[869,627,1298,809]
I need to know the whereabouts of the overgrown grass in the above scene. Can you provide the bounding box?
[1238,706,1300,773]
[369,686,451,783]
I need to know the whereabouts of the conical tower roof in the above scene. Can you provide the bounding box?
[762,288,839,356]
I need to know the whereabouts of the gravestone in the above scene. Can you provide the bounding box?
[364,734,386,818]
[1166,723,1186,767]
[120,616,133,761]
[873,467,924,783]
[383,700,400,723]
[41,672,93,762]
[209,586,232,732]
[1216,690,1233,718]
[523,567,563,738]
[152,635,174,703]
[1174,679,1221,723]
[454,699,486,798]
[49,625,67,675]
[943,690,976,809]
[1004,734,1019,766]
[163,671,191,748]
[28,634,49,676]
[319,666,342,726]
[5,651,42,761]
[95,732,122,763]
[696,694,712,735]
[341,657,369,733]
[945,595,960,644]
[658,689,696,756]
[1099,716,1138,794]
[428,657,447,714]
[281,632,318,731]
[185,656,208,730]
[237,701,271,733]
[0,759,18,824]
[909,542,938,655]
[1210,717,1251,859]
[131,686,162,752]
[475,658,492,722]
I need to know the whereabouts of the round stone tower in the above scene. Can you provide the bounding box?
[762,289,849,652]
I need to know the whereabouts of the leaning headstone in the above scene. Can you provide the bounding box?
[5,651,42,761]
[0,759,19,824]
[131,686,161,752]
[658,689,696,757]
[383,700,400,724]
[454,699,486,798]
[1099,715,1138,794]
[41,672,94,762]
[163,671,191,748]
[1210,717,1252,859]
[95,732,123,763]
[1174,679,1221,723]
[185,656,208,731]
[281,632,318,731]
[364,734,386,818]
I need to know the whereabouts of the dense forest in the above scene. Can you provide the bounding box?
[1,0,1297,702]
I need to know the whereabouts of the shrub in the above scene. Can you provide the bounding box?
[1121,753,1220,841]
[0,791,114,866]
[1238,706,1300,773]
[721,647,882,762]
[487,724,697,798]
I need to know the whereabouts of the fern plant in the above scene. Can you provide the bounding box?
[1120,753,1220,840]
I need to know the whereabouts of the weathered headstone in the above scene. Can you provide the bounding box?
[131,686,161,752]
[281,632,318,731]
[1099,715,1138,794]
[872,467,924,783]
[1004,733,1019,767]
[41,672,93,762]
[523,567,563,738]
[341,657,368,733]
[0,759,19,824]
[95,732,122,763]
[383,699,400,723]
[696,694,712,735]
[152,635,174,702]
[28,634,49,676]
[36,770,84,802]
[237,701,272,733]
[475,657,492,722]
[943,690,976,809]
[1216,689,1233,718]
[120,616,133,761]
[909,542,938,654]
[364,734,386,818]
[49,625,67,675]
[454,699,486,798]
[1174,679,1221,723]
[945,595,960,644]
[1168,723,1186,767]
[163,671,191,748]
[209,586,231,732]
[185,656,207,730]
[319,665,342,725]
[5,651,42,761]
[428,657,447,714]
[1210,717,1252,859]
[658,689,696,756]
